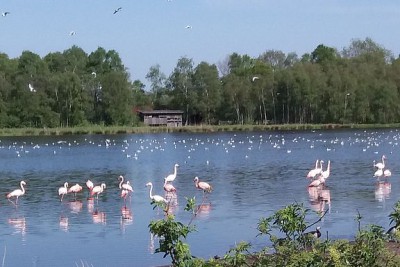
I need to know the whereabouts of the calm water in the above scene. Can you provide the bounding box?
[0,129,400,266]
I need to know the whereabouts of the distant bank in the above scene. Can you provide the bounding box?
[0,123,399,137]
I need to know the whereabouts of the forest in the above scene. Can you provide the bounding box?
[0,37,399,128]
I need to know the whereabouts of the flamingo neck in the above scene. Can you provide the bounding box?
[20,182,25,194]
[149,184,153,199]
[119,178,123,189]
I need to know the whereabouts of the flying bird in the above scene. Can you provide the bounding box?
[113,7,122,14]
[69,31,76,36]
[185,25,192,29]
[2,12,10,17]
[252,76,260,82]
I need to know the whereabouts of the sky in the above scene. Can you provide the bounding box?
[1,0,400,90]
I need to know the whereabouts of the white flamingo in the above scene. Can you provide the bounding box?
[374,155,386,170]
[308,176,325,187]
[384,169,392,178]
[146,182,168,203]
[165,163,179,183]
[86,180,94,192]
[307,160,323,179]
[7,180,26,205]
[321,160,331,180]
[118,175,133,192]
[58,182,69,201]
[374,168,383,178]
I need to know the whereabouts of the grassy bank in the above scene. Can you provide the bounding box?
[0,123,399,136]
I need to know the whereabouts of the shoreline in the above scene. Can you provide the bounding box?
[0,123,399,137]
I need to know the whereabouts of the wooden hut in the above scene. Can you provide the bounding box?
[139,110,183,127]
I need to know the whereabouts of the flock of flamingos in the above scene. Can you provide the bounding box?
[306,154,392,214]
[5,162,213,208]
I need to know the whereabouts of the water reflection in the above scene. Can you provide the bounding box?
[375,181,391,202]
[8,217,26,238]
[87,198,95,214]
[120,206,133,233]
[92,210,106,225]
[308,186,331,214]
[195,203,212,219]
[69,200,83,214]
[59,216,69,232]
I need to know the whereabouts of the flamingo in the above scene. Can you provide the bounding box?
[145,182,168,203]
[118,175,133,192]
[384,169,392,178]
[163,179,176,193]
[58,182,69,201]
[308,176,325,187]
[68,183,83,198]
[91,183,106,199]
[86,180,94,191]
[320,160,331,180]
[307,160,323,179]
[374,168,384,178]
[374,155,386,170]
[194,177,213,194]
[165,163,179,183]
[7,180,26,205]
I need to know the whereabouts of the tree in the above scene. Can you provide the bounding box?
[146,64,167,109]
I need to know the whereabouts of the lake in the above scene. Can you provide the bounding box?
[0,128,399,266]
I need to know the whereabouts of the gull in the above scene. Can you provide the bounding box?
[252,76,259,82]
[91,71,97,78]
[28,83,36,92]
[69,31,76,36]
[2,12,10,17]
[113,7,122,14]
[185,25,192,29]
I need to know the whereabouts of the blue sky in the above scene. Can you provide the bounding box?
[1,0,399,89]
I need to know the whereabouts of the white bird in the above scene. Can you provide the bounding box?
[308,176,325,187]
[374,168,383,178]
[91,71,97,78]
[374,155,386,170]
[118,175,133,192]
[2,12,10,17]
[91,183,106,199]
[165,163,179,183]
[307,160,323,179]
[320,160,331,180]
[185,25,192,29]
[86,179,94,192]
[68,183,83,198]
[28,83,36,92]
[304,226,321,238]
[7,181,26,205]
[252,76,259,82]
[384,169,392,178]
[69,31,76,36]
[146,182,167,203]
[58,182,69,201]
[113,7,122,14]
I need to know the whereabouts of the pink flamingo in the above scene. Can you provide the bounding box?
[193,177,213,197]
[58,182,69,201]
[86,180,94,192]
[91,183,106,199]
[165,163,179,183]
[7,180,26,205]
[308,176,325,187]
[374,168,383,178]
[307,160,323,179]
[321,160,331,180]
[68,183,83,198]
[163,179,176,193]
[384,169,392,178]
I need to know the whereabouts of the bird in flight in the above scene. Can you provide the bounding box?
[2,12,10,17]
[69,31,76,36]
[185,25,192,29]
[113,7,122,14]
[252,76,260,82]
[28,83,36,93]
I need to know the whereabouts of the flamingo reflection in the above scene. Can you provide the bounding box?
[375,181,391,202]
[69,200,83,214]
[120,206,133,233]
[195,203,212,219]
[59,216,69,232]
[87,198,95,213]
[308,186,331,214]
[8,217,26,237]
[92,210,106,224]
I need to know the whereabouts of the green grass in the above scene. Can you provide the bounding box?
[0,123,399,137]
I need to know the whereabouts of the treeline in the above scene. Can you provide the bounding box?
[1,37,400,128]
